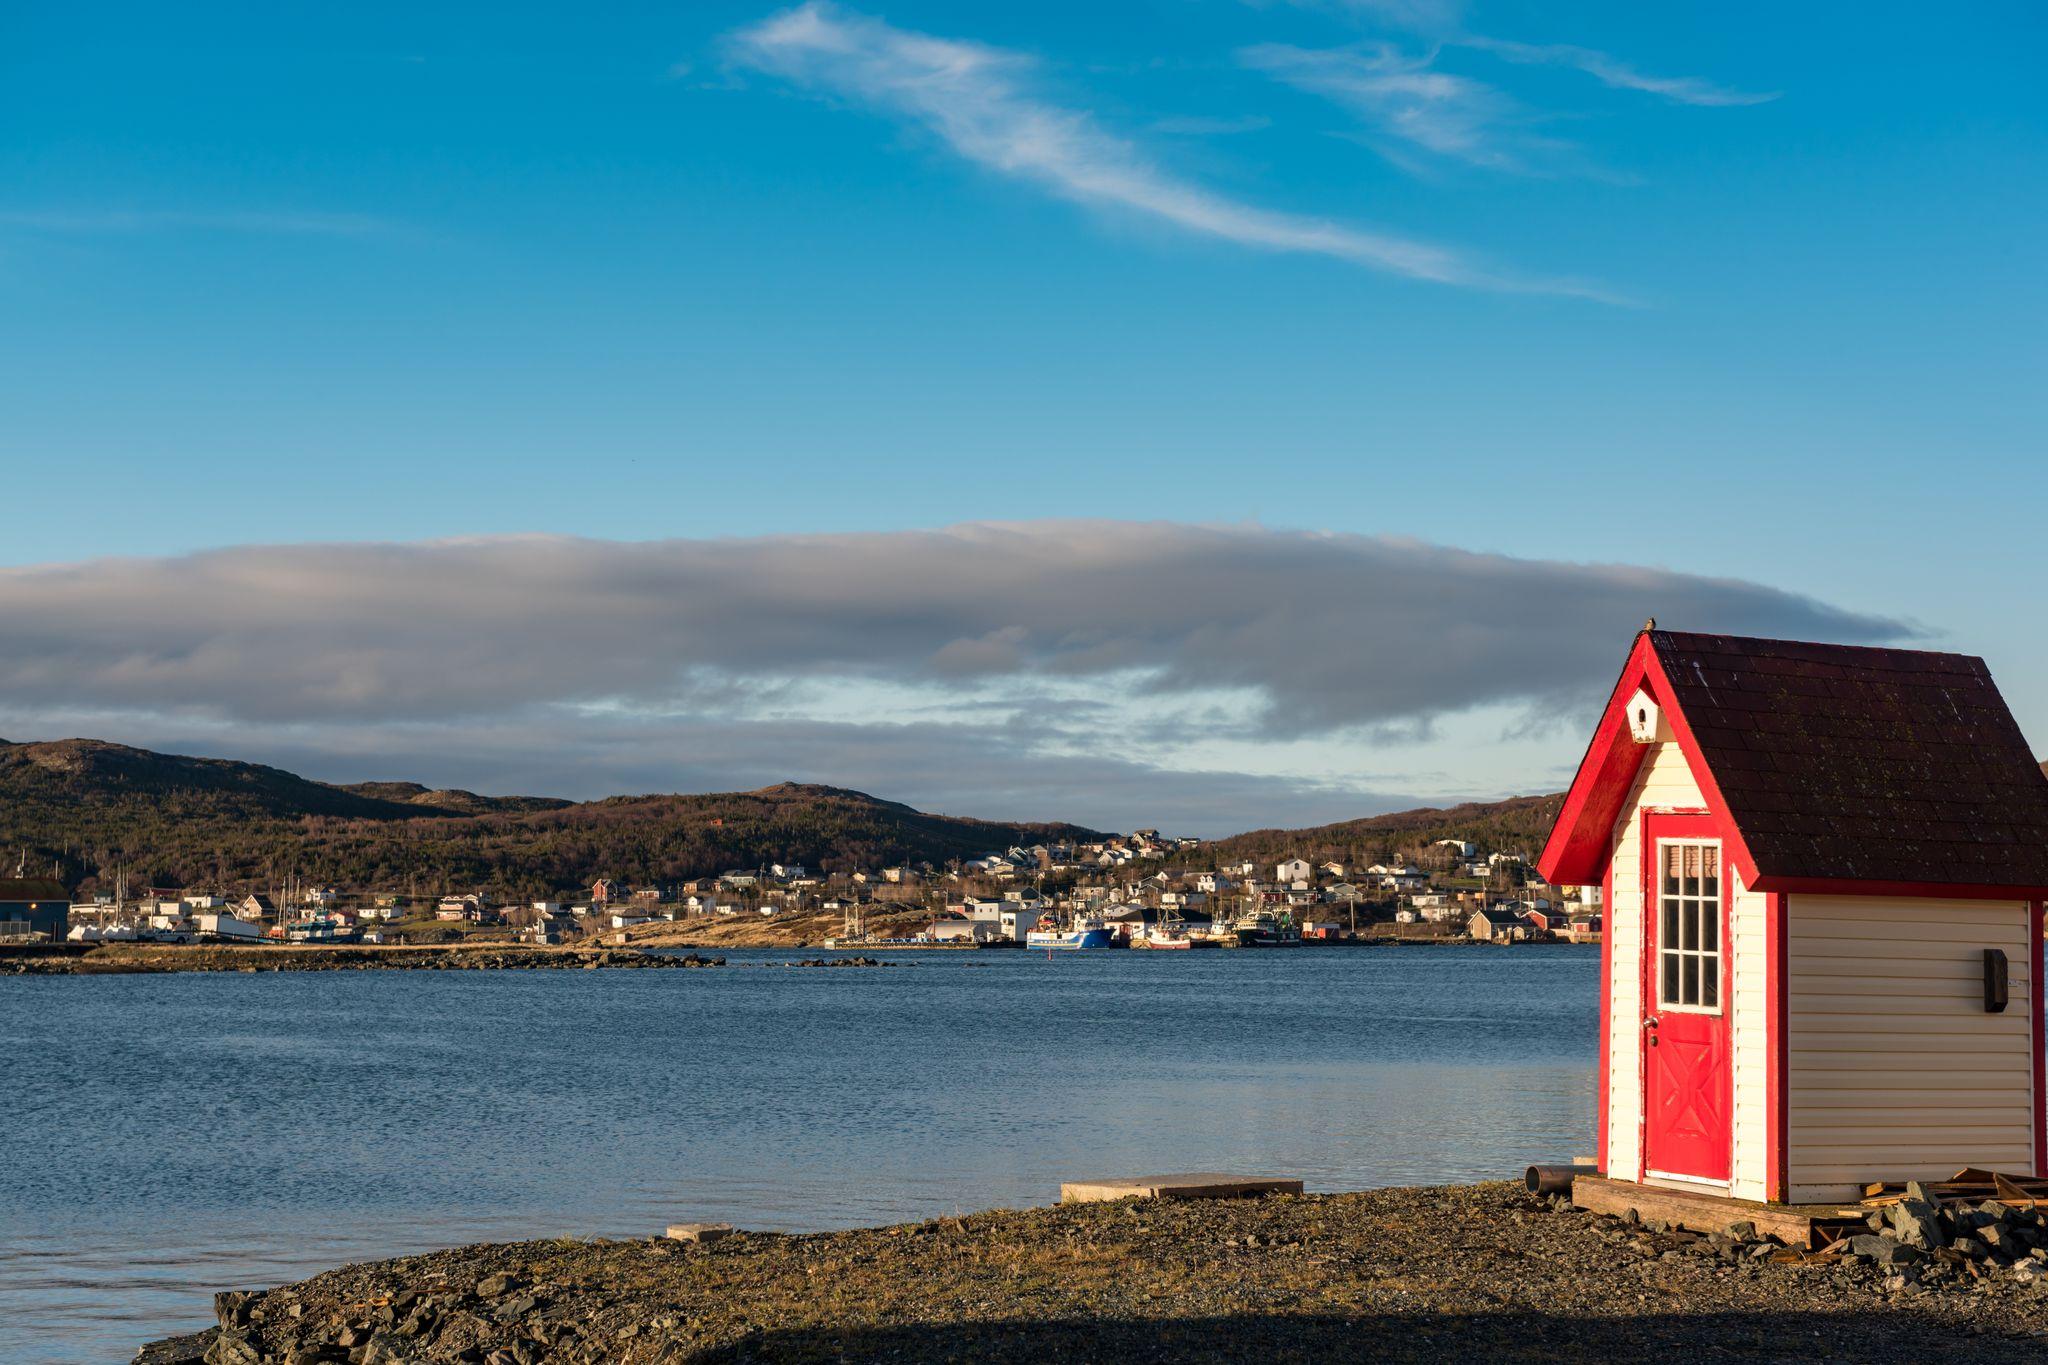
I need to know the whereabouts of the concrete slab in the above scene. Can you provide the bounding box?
[1060,1173,1304,1204]
[664,1222,736,1243]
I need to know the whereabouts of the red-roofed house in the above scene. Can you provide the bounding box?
[1540,626,2048,1204]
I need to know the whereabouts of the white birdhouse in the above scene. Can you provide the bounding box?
[1626,689,1660,744]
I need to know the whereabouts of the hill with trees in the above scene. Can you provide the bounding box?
[0,736,1584,902]
[0,739,1103,901]
[1200,794,1565,870]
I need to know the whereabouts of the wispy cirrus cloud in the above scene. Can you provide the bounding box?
[1462,37,1778,107]
[1244,4,1775,173]
[726,2,1611,298]
[1243,38,1770,176]
[0,209,388,236]
[1240,42,1543,173]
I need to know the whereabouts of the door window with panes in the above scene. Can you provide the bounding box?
[1658,841,1720,1011]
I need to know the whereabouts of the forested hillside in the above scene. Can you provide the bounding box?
[0,735,1585,902]
[1200,794,1564,868]
[0,739,1100,900]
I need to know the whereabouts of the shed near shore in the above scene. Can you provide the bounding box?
[1539,628,2048,1204]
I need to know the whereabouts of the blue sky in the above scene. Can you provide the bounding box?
[1,2,2043,833]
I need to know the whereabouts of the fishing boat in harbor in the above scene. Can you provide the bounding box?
[1231,909,1304,947]
[281,916,356,944]
[1025,912,1117,950]
[1130,919,1212,949]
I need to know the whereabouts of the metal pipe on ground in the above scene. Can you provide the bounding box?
[1525,1164,1598,1197]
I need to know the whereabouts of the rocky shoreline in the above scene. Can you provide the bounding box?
[136,1182,2048,1364]
[0,943,726,975]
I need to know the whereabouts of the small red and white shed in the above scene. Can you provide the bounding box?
[1539,628,2048,1204]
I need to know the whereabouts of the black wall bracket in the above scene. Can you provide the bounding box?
[1984,948,2010,1013]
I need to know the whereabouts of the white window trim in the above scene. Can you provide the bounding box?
[1653,835,1725,1018]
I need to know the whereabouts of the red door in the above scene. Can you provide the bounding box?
[1641,814,1731,1183]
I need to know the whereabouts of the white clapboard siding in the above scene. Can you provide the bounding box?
[1730,872,1768,1199]
[1605,740,1708,1184]
[1786,893,2034,1203]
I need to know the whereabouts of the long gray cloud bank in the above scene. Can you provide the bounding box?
[0,521,1905,736]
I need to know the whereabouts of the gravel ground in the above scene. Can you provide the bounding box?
[138,1182,2048,1363]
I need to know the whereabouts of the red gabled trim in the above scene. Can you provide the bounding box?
[1766,890,1788,1202]
[1747,875,2048,903]
[1597,858,1612,1174]
[1539,638,1656,887]
[1540,633,1759,892]
[1542,634,2048,903]
[1639,647,1762,890]
[2033,899,2045,1179]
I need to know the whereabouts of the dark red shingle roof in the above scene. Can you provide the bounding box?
[1652,631,2048,888]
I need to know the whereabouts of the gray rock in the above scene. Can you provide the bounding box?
[491,1293,538,1324]
[1722,1220,1756,1242]
[1889,1199,1944,1249]
[1848,1235,1921,1266]
[1952,1236,1990,1260]
[202,1332,261,1365]
[475,1272,521,1298]
[133,1330,216,1365]
[283,1348,347,1365]
[1903,1180,1935,1204]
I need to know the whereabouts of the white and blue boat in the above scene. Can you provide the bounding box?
[1025,913,1117,950]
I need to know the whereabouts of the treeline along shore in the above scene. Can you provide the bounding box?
[137,1183,2048,1364]
[0,941,723,975]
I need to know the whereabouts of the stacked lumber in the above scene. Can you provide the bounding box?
[1859,1168,2048,1209]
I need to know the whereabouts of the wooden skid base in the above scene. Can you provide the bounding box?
[1571,1175,1863,1249]
[1060,1173,1304,1204]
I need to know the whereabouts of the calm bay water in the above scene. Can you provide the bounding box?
[0,946,1595,1364]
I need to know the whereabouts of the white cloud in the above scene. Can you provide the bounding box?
[0,521,1904,732]
[0,522,1908,833]
[727,2,1609,298]
[1464,37,1778,108]
[1241,42,1539,172]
